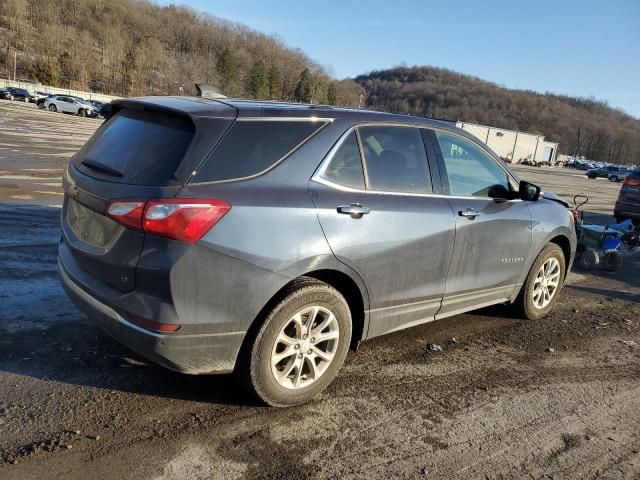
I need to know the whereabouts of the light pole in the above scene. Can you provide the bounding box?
[13,50,17,81]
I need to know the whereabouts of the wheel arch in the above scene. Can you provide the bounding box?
[548,234,572,278]
[511,227,576,303]
[236,266,369,372]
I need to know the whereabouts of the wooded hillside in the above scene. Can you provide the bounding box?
[0,0,359,104]
[1,1,638,163]
[355,67,640,164]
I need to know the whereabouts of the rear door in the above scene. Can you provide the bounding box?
[61,100,236,292]
[428,129,532,317]
[311,125,456,338]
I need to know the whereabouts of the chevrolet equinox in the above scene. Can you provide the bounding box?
[59,96,576,406]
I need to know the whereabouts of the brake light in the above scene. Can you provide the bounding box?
[107,198,231,244]
[623,177,640,186]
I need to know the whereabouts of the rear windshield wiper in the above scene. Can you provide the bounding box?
[81,159,123,178]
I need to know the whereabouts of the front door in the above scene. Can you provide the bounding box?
[429,130,532,317]
[311,126,456,338]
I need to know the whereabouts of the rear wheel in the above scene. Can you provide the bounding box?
[610,176,618,182]
[78,109,87,117]
[514,243,566,320]
[49,104,57,112]
[240,278,352,407]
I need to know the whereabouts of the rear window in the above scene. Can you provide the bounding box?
[74,109,194,185]
[192,120,325,183]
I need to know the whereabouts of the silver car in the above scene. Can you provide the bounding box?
[58,97,576,406]
[45,95,96,117]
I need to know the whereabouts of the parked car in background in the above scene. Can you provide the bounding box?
[0,87,33,102]
[586,165,620,179]
[614,168,640,224]
[44,95,98,117]
[608,168,631,182]
[58,97,576,406]
[85,100,107,117]
[31,91,50,104]
[36,94,54,108]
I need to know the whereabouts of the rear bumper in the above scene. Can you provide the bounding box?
[58,258,244,374]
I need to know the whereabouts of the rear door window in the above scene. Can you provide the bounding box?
[73,109,194,185]
[358,126,432,194]
[193,120,326,183]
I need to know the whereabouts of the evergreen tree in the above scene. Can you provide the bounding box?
[294,67,311,102]
[327,82,337,105]
[246,61,269,98]
[216,47,236,92]
[267,65,281,100]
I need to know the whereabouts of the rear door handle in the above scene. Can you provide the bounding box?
[459,208,481,219]
[337,203,370,218]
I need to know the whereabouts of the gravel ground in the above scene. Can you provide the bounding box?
[1,100,639,480]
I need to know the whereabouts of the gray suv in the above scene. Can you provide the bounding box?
[58,97,576,406]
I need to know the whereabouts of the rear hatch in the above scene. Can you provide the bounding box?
[61,97,237,292]
[619,173,640,204]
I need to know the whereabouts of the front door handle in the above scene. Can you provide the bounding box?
[337,203,370,218]
[459,208,481,220]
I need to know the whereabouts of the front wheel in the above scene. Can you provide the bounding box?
[240,278,352,407]
[48,104,57,112]
[514,243,566,320]
[610,176,618,182]
[78,109,87,117]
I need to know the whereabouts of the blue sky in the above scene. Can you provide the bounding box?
[157,0,640,117]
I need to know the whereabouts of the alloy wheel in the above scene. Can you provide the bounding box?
[270,305,339,389]
[532,257,561,309]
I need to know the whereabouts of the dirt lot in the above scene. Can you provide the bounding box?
[1,101,639,480]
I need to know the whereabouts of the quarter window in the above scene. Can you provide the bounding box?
[358,126,431,194]
[195,120,325,182]
[323,131,365,189]
[435,132,510,198]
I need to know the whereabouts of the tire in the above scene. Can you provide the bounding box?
[9,95,14,101]
[579,249,599,270]
[78,109,87,117]
[48,104,57,112]
[514,243,566,320]
[604,251,622,272]
[239,277,352,407]
[23,97,29,102]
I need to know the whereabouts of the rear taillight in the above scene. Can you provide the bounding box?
[107,198,231,244]
[623,177,640,186]
[570,209,579,225]
[106,201,145,230]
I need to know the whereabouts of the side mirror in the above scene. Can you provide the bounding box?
[519,180,541,201]
[488,184,518,200]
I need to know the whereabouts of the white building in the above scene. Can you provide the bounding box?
[456,121,558,165]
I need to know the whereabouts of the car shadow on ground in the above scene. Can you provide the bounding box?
[0,203,258,407]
